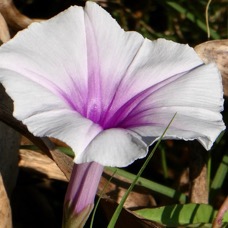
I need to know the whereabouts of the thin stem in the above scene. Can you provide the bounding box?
[90,169,117,228]
[107,113,177,227]
[205,0,212,39]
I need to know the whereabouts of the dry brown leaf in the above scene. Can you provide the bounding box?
[0,174,12,228]
[0,12,10,43]
[195,40,228,96]
[0,0,33,30]
[19,149,68,182]
[99,169,156,210]
[189,143,208,204]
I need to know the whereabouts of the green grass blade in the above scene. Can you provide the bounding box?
[107,113,177,228]
[135,203,219,226]
[90,169,117,228]
[166,1,220,39]
[207,154,211,192]
[20,144,39,151]
[160,145,168,179]
[105,167,187,203]
[205,0,212,38]
[211,151,228,190]
[20,144,74,157]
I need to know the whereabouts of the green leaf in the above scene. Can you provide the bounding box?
[135,203,217,226]
[20,144,74,157]
[105,167,187,203]
[211,152,228,190]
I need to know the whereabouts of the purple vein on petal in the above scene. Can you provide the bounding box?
[118,65,205,128]
[102,65,201,129]
[60,61,88,115]
[84,10,102,124]
[23,69,79,111]
[98,37,146,126]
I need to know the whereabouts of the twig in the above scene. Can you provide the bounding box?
[0,12,10,43]
[0,174,12,228]
[213,197,228,228]
[205,0,212,39]
[189,143,209,204]
[0,0,33,30]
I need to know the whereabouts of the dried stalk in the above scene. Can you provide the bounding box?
[0,0,33,30]
[213,197,228,228]
[0,12,10,43]
[0,174,12,228]
[189,143,209,204]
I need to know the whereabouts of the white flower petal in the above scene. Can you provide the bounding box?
[83,3,208,127]
[25,110,102,156]
[110,39,204,107]
[83,2,145,123]
[126,64,225,150]
[0,69,102,155]
[0,5,88,114]
[0,69,68,119]
[75,128,148,167]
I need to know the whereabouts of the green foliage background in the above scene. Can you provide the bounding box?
[16,0,227,45]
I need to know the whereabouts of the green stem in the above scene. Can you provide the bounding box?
[107,113,177,228]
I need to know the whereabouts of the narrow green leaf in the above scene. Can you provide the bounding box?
[107,113,177,228]
[20,144,74,157]
[135,203,216,226]
[207,154,211,192]
[166,1,220,39]
[20,144,39,151]
[57,146,74,157]
[105,167,187,203]
[211,152,228,190]
[160,145,168,179]
[90,169,117,228]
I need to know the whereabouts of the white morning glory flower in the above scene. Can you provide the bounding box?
[0,2,225,225]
